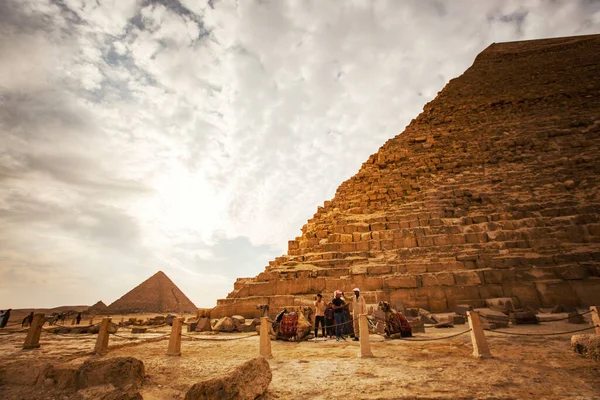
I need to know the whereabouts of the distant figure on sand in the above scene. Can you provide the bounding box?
[22,312,34,327]
[76,312,82,325]
[0,309,12,328]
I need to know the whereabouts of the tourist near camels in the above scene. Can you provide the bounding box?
[1,1,600,399]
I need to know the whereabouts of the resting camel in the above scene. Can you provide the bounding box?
[378,301,412,338]
[269,308,313,341]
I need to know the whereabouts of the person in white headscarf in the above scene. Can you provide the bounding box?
[352,288,367,341]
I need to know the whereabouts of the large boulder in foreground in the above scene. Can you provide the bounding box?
[571,334,600,363]
[185,357,271,400]
[76,357,145,390]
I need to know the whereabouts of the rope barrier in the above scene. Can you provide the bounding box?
[479,309,593,323]
[111,332,171,341]
[0,328,29,336]
[181,333,258,341]
[485,325,600,336]
[374,329,472,342]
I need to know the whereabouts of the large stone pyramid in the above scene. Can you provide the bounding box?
[107,271,197,313]
[213,34,600,318]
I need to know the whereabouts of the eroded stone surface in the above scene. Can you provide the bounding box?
[184,357,272,400]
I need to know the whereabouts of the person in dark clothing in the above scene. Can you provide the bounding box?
[0,309,12,328]
[76,312,82,325]
[332,291,347,341]
[324,302,335,337]
[22,312,34,327]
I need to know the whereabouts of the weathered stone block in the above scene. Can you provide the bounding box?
[385,275,419,289]
[422,272,455,286]
[454,271,482,286]
[185,357,272,400]
[535,281,580,307]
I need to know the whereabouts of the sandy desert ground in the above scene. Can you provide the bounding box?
[1,312,599,399]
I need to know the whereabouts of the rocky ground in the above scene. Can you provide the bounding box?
[0,314,599,399]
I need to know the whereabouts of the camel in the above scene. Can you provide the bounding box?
[378,301,412,337]
[270,308,313,342]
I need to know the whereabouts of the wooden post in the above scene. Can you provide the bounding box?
[358,314,373,358]
[259,317,272,358]
[89,317,94,325]
[167,318,183,356]
[467,311,492,358]
[94,317,111,355]
[23,314,45,350]
[591,306,600,335]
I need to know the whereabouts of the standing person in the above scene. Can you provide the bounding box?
[324,301,335,338]
[0,309,11,328]
[352,288,367,341]
[22,312,34,327]
[332,290,347,341]
[313,294,326,342]
[76,312,82,325]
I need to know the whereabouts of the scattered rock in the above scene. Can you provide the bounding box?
[131,328,147,334]
[165,314,177,326]
[571,334,600,363]
[212,317,235,332]
[87,323,119,334]
[477,308,509,328]
[76,357,145,390]
[510,310,539,325]
[195,317,212,332]
[185,357,272,400]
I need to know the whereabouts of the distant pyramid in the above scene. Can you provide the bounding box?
[87,300,108,314]
[107,271,197,313]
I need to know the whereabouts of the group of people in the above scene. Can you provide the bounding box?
[313,287,367,342]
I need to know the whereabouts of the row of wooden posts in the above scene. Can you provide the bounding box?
[21,307,600,359]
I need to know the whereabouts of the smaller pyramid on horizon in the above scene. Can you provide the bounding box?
[107,271,197,314]
[87,300,108,314]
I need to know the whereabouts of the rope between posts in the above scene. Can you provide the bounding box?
[0,328,29,335]
[181,333,258,341]
[375,329,473,342]
[111,332,171,341]
[485,325,600,336]
[480,309,593,323]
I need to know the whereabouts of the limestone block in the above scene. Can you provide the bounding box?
[514,267,557,281]
[569,279,600,306]
[483,269,515,284]
[478,284,504,300]
[454,271,482,286]
[185,357,272,400]
[535,280,580,307]
[76,357,145,390]
[444,286,482,308]
[555,265,589,280]
[352,276,384,291]
[501,281,541,309]
[341,234,353,243]
[368,265,391,275]
[421,272,455,286]
[571,334,600,363]
[385,275,419,289]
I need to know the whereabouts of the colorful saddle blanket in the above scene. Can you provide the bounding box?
[279,312,299,337]
[387,312,413,337]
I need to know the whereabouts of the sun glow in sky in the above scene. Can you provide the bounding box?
[1,0,599,309]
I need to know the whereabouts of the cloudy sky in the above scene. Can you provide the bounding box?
[1,0,599,309]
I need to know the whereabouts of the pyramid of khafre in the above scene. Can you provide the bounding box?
[212,34,600,318]
[107,271,197,313]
